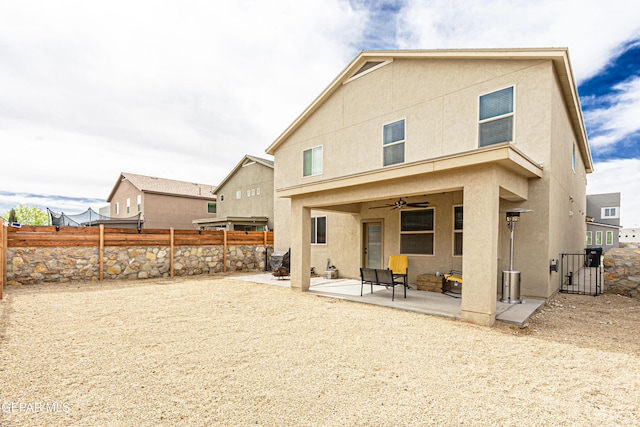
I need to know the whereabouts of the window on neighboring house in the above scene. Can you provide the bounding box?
[256,187,261,196]
[220,195,224,202]
[126,198,130,214]
[572,142,576,172]
[606,231,613,246]
[586,231,592,246]
[311,216,327,244]
[236,190,241,199]
[251,189,255,196]
[137,195,142,213]
[303,146,323,177]
[595,231,602,246]
[453,206,463,256]
[115,202,119,215]
[247,190,251,198]
[383,119,405,166]
[601,207,619,219]
[207,202,216,214]
[400,208,435,255]
[479,86,514,147]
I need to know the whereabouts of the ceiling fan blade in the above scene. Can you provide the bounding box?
[369,205,393,209]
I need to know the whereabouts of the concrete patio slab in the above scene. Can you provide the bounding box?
[229,274,545,327]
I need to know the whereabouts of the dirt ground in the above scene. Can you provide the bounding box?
[0,274,638,426]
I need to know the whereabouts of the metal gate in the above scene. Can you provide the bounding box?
[560,253,602,296]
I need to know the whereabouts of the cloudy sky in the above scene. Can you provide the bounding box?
[1,0,639,226]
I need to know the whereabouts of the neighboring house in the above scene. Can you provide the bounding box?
[586,192,621,251]
[266,48,593,326]
[107,172,216,230]
[193,155,274,231]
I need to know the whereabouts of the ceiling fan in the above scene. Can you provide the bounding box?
[369,197,430,210]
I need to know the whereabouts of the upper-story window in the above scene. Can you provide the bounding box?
[137,195,142,213]
[383,119,405,166]
[115,202,120,215]
[207,202,216,214]
[479,86,514,147]
[572,142,576,172]
[126,198,131,214]
[236,190,241,199]
[601,207,619,219]
[303,146,322,177]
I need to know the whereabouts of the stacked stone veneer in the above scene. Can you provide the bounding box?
[603,246,640,300]
[6,245,269,285]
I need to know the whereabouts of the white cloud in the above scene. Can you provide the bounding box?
[583,76,640,151]
[587,158,640,227]
[397,0,640,82]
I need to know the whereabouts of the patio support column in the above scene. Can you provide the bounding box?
[290,199,311,292]
[461,177,500,326]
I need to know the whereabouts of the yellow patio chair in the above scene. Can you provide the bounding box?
[388,255,408,287]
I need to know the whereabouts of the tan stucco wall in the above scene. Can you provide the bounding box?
[216,162,275,230]
[144,193,215,230]
[274,58,553,190]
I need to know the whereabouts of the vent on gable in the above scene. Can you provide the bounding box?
[353,61,384,77]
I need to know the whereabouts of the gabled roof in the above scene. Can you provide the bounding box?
[106,172,216,202]
[214,155,274,194]
[265,48,593,173]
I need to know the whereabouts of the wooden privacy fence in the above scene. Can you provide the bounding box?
[1,225,274,295]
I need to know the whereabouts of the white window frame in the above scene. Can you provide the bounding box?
[586,231,592,246]
[236,190,241,200]
[595,231,602,246]
[137,195,142,213]
[453,205,463,257]
[126,198,130,214]
[311,216,327,245]
[400,208,435,256]
[256,187,261,196]
[606,231,613,246]
[601,207,619,219]
[247,190,251,198]
[115,202,120,215]
[478,86,515,147]
[383,119,405,167]
[303,146,323,177]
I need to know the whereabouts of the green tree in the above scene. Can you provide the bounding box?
[2,205,49,225]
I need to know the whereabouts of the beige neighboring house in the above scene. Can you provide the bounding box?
[107,172,217,230]
[266,48,593,326]
[193,155,274,231]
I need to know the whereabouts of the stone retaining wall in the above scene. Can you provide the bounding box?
[603,246,640,299]
[6,245,270,285]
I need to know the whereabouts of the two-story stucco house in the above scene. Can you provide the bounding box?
[192,155,274,231]
[107,172,217,230]
[266,48,593,326]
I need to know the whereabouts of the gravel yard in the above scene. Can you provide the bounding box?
[1,275,638,426]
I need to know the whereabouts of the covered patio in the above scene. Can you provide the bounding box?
[230,273,545,327]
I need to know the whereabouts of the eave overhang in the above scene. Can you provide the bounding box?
[275,144,543,199]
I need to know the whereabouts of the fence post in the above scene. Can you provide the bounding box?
[170,227,175,277]
[99,224,104,281]
[223,230,227,273]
